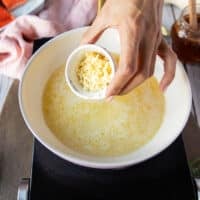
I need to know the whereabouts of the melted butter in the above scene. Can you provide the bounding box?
[43,65,165,157]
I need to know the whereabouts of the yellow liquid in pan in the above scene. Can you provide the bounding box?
[43,66,165,157]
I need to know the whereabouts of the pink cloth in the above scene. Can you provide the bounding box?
[0,0,97,79]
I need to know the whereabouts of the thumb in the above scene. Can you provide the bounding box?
[80,19,106,44]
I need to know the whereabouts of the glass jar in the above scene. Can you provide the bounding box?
[171,4,200,63]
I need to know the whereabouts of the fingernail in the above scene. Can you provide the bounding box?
[106,96,113,102]
[163,87,167,92]
[160,85,167,93]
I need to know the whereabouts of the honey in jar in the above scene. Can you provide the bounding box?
[171,4,200,63]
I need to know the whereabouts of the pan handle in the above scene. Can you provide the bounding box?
[17,178,30,200]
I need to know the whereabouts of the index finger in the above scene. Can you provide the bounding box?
[106,27,140,98]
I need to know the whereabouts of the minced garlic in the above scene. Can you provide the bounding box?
[76,52,112,92]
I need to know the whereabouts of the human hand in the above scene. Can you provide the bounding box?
[81,0,177,98]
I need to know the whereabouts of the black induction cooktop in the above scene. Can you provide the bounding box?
[28,39,198,200]
[30,137,197,200]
